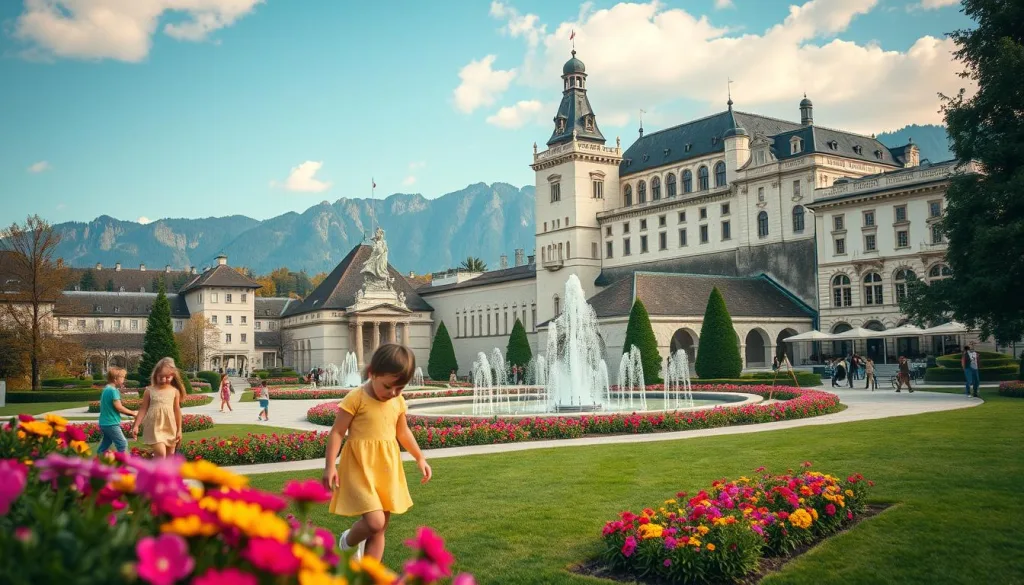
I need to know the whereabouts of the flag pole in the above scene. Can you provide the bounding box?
[370,177,377,240]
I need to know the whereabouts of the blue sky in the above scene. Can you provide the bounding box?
[0,0,970,226]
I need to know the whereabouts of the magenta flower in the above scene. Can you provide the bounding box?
[404,558,447,582]
[208,488,288,512]
[622,536,637,557]
[135,533,194,585]
[128,456,186,500]
[192,568,258,585]
[0,459,28,514]
[282,479,332,503]
[453,574,476,585]
[405,526,454,575]
[825,503,837,516]
[243,538,301,575]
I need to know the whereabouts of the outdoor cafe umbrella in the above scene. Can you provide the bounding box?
[876,324,925,337]
[782,330,837,342]
[919,321,970,335]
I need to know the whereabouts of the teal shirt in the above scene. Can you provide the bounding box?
[98,385,122,427]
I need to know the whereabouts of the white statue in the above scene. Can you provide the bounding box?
[398,292,406,306]
[361,227,390,280]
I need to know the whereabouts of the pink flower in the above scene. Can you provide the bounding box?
[405,558,446,582]
[453,574,476,585]
[801,461,813,468]
[243,538,301,575]
[135,534,194,585]
[622,536,637,557]
[192,568,258,585]
[405,526,454,575]
[0,459,28,514]
[282,479,332,503]
[663,558,672,567]
[825,503,837,516]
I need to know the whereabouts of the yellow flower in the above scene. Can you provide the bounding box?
[697,525,710,536]
[638,524,664,539]
[357,556,398,585]
[713,517,729,526]
[44,414,69,433]
[689,537,702,547]
[742,507,753,516]
[293,544,328,573]
[189,484,205,500]
[788,509,813,529]
[706,543,716,551]
[299,571,348,585]
[664,499,677,505]
[19,421,53,438]
[161,515,219,537]
[70,440,91,455]
[17,430,26,440]
[845,489,854,497]
[180,460,249,490]
[738,476,750,483]
[810,508,819,521]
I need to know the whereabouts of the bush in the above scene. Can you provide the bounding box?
[41,378,94,389]
[506,318,533,370]
[123,379,140,389]
[70,414,214,442]
[622,299,662,384]
[935,350,1016,369]
[87,394,213,412]
[428,321,458,381]
[999,381,1024,397]
[924,364,1018,382]
[6,390,104,403]
[694,287,742,379]
[742,372,823,386]
[92,371,104,381]
[256,370,270,379]
[197,370,221,388]
[1019,352,1024,381]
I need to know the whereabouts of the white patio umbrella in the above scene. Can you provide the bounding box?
[919,321,970,335]
[876,324,925,337]
[782,330,837,342]
[830,327,883,340]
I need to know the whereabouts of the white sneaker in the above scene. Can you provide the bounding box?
[338,529,365,561]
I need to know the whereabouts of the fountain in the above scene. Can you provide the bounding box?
[323,363,339,387]
[471,352,495,415]
[616,345,647,411]
[665,349,694,409]
[412,366,424,388]
[340,352,361,387]
[545,275,611,412]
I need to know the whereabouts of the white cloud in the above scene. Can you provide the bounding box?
[453,55,517,114]
[137,216,152,224]
[402,161,426,187]
[402,175,417,186]
[13,0,263,62]
[481,0,972,134]
[490,1,546,47]
[714,0,735,9]
[408,161,426,170]
[55,203,66,211]
[919,0,960,9]
[486,100,549,129]
[27,160,50,173]
[273,161,332,193]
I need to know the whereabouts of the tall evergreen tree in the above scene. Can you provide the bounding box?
[694,287,742,379]
[427,321,458,381]
[105,278,114,292]
[622,299,662,384]
[138,281,191,391]
[79,269,97,291]
[901,0,1024,343]
[505,319,533,370]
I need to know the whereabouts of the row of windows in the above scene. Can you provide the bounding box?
[198,292,248,304]
[59,318,184,332]
[831,201,941,232]
[455,305,537,338]
[549,180,605,203]
[224,333,247,344]
[254,321,277,331]
[830,265,951,308]
[210,314,248,326]
[623,162,727,206]
[833,225,943,256]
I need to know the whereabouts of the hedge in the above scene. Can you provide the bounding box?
[935,351,1016,369]
[998,381,1024,397]
[196,370,221,388]
[6,390,104,403]
[41,378,95,389]
[716,372,823,386]
[694,287,742,379]
[924,364,1019,382]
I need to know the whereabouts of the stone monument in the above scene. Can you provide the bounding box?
[349,227,408,311]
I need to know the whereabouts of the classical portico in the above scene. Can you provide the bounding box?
[348,312,414,367]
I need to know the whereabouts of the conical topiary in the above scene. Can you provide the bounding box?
[622,298,662,384]
[694,286,742,379]
[137,281,192,393]
[505,318,533,370]
[427,321,459,381]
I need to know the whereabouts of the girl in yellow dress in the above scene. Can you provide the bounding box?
[131,357,185,458]
[322,344,432,561]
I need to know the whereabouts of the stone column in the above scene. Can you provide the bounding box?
[371,320,380,352]
[402,322,410,346]
[354,322,364,367]
[389,321,398,343]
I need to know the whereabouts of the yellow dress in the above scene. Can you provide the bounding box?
[142,386,178,447]
[329,389,413,517]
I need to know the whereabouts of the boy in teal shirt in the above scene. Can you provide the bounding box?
[98,367,137,453]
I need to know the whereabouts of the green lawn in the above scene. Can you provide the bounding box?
[0,401,90,416]
[249,388,1024,585]
[89,423,297,450]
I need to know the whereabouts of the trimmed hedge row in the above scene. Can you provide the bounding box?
[925,364,1018,382]
[5,390,104,403]
[935,350,1016,369]
[196,370,221,388]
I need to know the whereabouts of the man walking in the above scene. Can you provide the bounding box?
[962,344,980,397]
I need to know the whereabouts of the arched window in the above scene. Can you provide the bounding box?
[757,211,769,238]
[682,170,693,193]
[863,272,883,305]
[832,274,852,307]
[697,166,709,190]
[929,264,952,282]
[541,248,546,262]
[894,269,916,302]
[638,180,647,204]
[666,173,677,197]
[624,184,633,206]
[714,161,726,187]
[554,295,561,316]
[557,242,563,260]
[651,176,661,200]
[792,205,805,232]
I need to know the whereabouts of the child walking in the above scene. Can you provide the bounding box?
[219,373,234,412]
[322,344,432,561]
[256,381,270,421]
[132,357,185,458]
[97,367,137,453]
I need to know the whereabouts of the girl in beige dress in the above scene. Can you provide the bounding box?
[132,357,185,458]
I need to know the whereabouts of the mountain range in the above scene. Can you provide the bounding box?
[48,125,952,276]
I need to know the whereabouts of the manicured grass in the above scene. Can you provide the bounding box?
[88,423,297,450]
[249,388,1024,585]
[0,401,90,416]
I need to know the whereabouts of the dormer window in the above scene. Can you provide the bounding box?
[585,115,594,131]
[790,137,804,154]
[711,137,719,145]
[663,148,670,156]
[685,143,692,152]
[642,153,649,161]
[853,145,863,155]
[828,140,839,150]
[874,149,883,160]
[93,305,101,312]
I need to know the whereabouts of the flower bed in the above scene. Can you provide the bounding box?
[304,389,474,422]
[147,430,331,466]
[596,465,873,584]
[87,394,213,412]
[998,381,1024,397]
[1,414,475,584]
[71,414,215,442]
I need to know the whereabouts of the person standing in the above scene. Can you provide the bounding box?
[864,357,877,391]
[256,380,271,421]
[97,367,137,453]
[219,373,233,412]
[132,357,185,458]
[962,344,980,397]
[895,356,914,393]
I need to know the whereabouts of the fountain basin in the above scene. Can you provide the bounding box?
[408,391,761,418]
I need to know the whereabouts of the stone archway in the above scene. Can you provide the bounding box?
[776,328,799,365]
[831,323,852,357]
[669,328,698,363]
[863,320,886,363]
[744,328,769,368]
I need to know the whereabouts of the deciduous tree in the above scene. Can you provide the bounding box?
[175,314,221,373]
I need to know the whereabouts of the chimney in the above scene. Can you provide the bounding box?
[514,248,525,267]
[202,266,209,273]
[190,267,197,275]
[115,262,122,271]
[527,253,535,265]
[499,254,508,270]
[164,265,171,273]
[408,271,416,278]
[139,263,146,272]
[216,254,228,266]
[95,263,102,270]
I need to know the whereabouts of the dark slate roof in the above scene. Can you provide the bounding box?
[254,297,295,318]
[179,264,261,293]
[255,331,280,349]
[547,52,606,146]
[66,266,194,294]
[283,245,433,316]
[55,291,191,318]
[587,273,814,319]
[418,263,536,295]
[79,333,145,351]
[620,109,902,177]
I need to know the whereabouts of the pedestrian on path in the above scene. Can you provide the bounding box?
[322,343,432,563]
[895,356,914,393]
[864,357,877,391]
[962,344,980,397]
[132,357,185,458]
[97,367,137,453]
[219,373,233,412]
[256,381,270,421]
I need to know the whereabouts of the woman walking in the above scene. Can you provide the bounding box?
[219,373,233,412]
